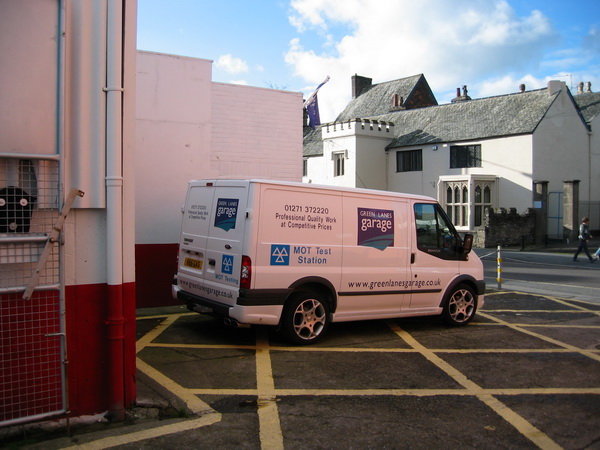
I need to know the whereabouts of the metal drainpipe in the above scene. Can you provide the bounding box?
[105,0,125,421]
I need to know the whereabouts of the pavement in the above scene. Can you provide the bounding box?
[2,239,599,449]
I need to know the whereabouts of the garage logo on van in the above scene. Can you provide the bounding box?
[358,207,394,250]
[214,198,239,231]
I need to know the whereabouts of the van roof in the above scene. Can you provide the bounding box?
[188,178,436,202]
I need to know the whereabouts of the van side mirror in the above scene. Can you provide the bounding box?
[462,233,473,254]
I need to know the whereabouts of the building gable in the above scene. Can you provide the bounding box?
[335,74,437,122]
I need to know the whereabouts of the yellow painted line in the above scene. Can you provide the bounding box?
[145,342,258,351]
[255,329,284,450]
[63,414,221,449]
[136,358,215,416]
[388,321,562,450]
[483,309,598,313]
[187,386,600,396]
[136,314,185,353]
[137,311,196,320]
[478,311,600,363]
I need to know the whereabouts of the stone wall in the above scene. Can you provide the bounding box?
[475,207,536,248]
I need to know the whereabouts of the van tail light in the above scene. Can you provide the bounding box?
[240,255,252,289]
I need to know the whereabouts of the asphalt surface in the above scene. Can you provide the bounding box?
[4,284,600,450]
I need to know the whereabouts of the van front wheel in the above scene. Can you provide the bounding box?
[281,292,330,345]
[442,284,476,325]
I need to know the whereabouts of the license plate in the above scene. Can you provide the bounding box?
[184,257,203,270]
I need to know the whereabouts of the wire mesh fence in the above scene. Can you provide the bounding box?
[0,156,65,426]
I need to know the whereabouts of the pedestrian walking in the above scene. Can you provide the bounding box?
[573,217,595,263]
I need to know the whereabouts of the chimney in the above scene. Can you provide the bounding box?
[352,74,372,99]
[577,82,584,95]
[451,85,471,103]
[586,81,592,93]
[547,80,564,96]
[519,84,526,93]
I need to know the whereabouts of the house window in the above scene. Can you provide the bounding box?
[445,182,468,227]
[442,177,496,229]
[473,183,493,226]
[396,149,422,172]
[450,144,481,168]
[333,151,345,177]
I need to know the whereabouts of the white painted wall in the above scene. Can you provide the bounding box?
[211,83,302,181]
[305,120,392,189]
[533,88,592,200]
[135,51,303,245]
[0,0,58,156]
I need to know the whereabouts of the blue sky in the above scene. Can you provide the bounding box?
[137,0,600,122]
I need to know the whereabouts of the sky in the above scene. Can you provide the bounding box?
[137,0,600,123]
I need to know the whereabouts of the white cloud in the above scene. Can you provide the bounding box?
[215,54,249,74]
[286,0,560,122]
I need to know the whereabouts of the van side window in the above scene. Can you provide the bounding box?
[414,203,460,259]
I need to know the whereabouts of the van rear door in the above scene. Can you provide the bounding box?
[177,180,249,305]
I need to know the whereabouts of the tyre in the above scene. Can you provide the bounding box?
[442,283,477,325]
[281,291,330,344]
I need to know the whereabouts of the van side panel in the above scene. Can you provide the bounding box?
[173,179,485,336]
[335,193,411,320]
[254,184,343,293]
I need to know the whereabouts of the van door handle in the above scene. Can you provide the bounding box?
[410,253,415,264]
[225,244,232,249]
[208,259,216,266]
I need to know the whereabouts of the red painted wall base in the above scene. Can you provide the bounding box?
[135,243,179,308]
[65,282,137,416]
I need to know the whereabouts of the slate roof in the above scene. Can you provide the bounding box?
[304,84,564,156]
[384,88,559,148]
[574,92,600,124]
[303,125,324,157]
[335,74,437,122]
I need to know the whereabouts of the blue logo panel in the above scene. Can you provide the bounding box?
[270,245,290,265]
[222,255,234,274]
[214,198,239,231]
[357,207,394,250]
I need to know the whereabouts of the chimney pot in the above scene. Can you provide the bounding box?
[519,84,526,93]
[586,81,592,93]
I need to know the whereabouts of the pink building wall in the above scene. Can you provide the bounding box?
[135,51,303,308]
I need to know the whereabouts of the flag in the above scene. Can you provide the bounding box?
[304,76,330,129]
[307,95,321,129]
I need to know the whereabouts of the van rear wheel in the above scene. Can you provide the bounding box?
[442,283,476,325]
[281,291,330,345]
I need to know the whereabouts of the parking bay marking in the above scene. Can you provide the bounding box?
[387,321,561,450]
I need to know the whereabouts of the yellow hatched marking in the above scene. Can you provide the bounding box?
[136,314,185,353]
[388,321,562,450]
[478,311,600,363]
[63,413,220,449]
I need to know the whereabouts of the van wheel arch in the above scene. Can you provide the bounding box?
[441,281,477,326]
[287,277,337,313]
[280,290,331,345]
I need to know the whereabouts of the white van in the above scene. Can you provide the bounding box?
[172,179,485,344]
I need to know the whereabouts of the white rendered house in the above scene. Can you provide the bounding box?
[304,75,596,237]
